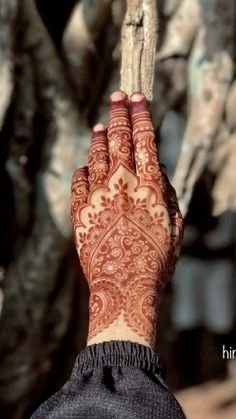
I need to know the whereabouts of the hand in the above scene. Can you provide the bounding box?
[71,91,183,347]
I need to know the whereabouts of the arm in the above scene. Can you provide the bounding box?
[31,91,185,419]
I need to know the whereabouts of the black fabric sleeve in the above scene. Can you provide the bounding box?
[31,341,186,419]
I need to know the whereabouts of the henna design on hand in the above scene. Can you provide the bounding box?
[71,91,183,346]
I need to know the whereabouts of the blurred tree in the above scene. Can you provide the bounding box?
[0,1,236,418]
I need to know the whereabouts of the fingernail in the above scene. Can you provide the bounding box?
[92,123,106,140]
[130,92,148,114]
[109,90,128,110]
[130,92,145,102]
[93,123,106,133]
[110,91,126,102]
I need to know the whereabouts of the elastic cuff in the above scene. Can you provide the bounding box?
[72,340,165,377]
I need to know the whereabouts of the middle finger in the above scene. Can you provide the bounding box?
[108,91,135,175]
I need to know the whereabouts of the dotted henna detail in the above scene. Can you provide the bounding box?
[76,178,172,343]
[71,93,184,345]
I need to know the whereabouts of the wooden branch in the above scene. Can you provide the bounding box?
[226,80,236,133]
[163,0,182,17]
[152,57,187,125]
[172,0,234,217]
[22,0,90,238]
[210,87,236,216]
[0,0,19,130]
[0,0,19,320]
[63,0,114,52]
[209,80,236,216]
[212,132,236,215]
[62,0,115,109]
[6,50,35,231]
[208,123,230,174]
[120,0,158,100]
[158,0,200,60]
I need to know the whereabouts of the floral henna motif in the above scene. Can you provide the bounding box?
[71,91,183,346]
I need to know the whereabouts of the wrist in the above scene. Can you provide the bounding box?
[87,303,157,349]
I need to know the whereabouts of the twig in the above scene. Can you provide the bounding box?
[120,0,158,100]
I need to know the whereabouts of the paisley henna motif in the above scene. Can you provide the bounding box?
[123,276,163,344]
[71,92,183,346]
[88,279,123,338]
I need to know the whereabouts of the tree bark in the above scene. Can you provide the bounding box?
[120,0,158,100]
